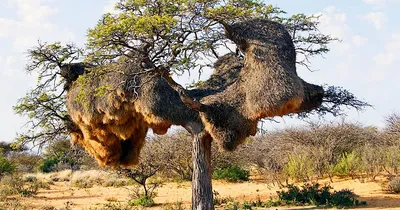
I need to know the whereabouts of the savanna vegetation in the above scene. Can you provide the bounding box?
[4,0,393,209]
[0,113,399,209]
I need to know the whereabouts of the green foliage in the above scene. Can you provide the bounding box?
[14,42,82,149]
[16,0,338,156]
[40,139,95,172]
[213,194,283,209]
[86,0,334,73]
[283,154,313,182]
[277,183,331,206]
[0,156,15,177]
[276,183,365,207]
[129,195,155,207]
[39,158,59,173]
[330,152,360,178]
[212,165,249,182]
[330,189,365,207]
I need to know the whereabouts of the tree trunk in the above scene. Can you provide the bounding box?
[192,132,214,210]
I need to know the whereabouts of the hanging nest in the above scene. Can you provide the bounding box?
[64,18,323,168]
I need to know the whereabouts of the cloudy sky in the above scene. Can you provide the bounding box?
[0,0,399,142]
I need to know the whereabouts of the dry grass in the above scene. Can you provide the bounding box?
[23,170,131,190]
[24,170,72,183]
[6,172,400,210]
[7,170,400,209]
[104,196,118,202]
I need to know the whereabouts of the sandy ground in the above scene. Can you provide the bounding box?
[17,178,400,210]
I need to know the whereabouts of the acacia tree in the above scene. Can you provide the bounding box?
[15,0,369,209]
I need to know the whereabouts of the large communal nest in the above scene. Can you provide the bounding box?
[64,19,324,167]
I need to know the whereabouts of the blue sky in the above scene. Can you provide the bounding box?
[0,0,399,142]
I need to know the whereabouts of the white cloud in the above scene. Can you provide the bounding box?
[6,0,58,23]
[352,35,368,47]
[315,6,348,40]
[373,33,400,65]
[0,1,75,53]
[362,12,388,30]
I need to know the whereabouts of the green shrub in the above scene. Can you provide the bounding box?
[39,158,59,173]
[0,156,15,177]
[283,154,313,182]
[386,177,400,193]
[330,189,363,207]
[129,195,155,207]
[276,183,365,207]
[277,183,331,206]
[330,152,360,178]
[212,166,249,182]
[224,201,240,210]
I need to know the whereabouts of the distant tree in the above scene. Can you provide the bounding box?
[0,142,27,156]
[385,113,400,134]
[42,139,95,171]
[8,152,42,173]
[119,139,165,205]
[149,132,194,181]
[0,149,15,178]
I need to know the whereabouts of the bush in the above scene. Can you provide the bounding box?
[330,189,362,207]
[89,202,131,210]
[330,152,360,178]
[102,177,131,187]
[0,156,15,177]
[0,198,26,209]
[9,152,42,173]
[276,183,365,207]
[24,176,38,183]
[283,154,314,182]
[71,176,94,188]
[277,183,331,206]
[129,195,155,207]
[163,201,184,210]
[386,177,400,193]
[213,191,234,206]
[39,158,59,173]
[0,174,40,198]
[212,166,249,182]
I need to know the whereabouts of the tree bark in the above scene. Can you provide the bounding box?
[192,132,214,210]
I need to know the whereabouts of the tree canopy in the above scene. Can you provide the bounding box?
[14,0,369,150]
